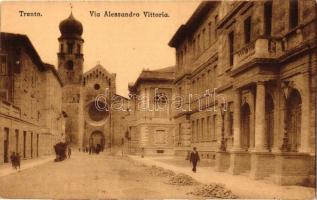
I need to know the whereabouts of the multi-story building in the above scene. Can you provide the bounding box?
[0,33,66,164]
[169,1,316,186]
[127,67,176,155]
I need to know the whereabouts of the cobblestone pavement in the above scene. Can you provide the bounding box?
[0,152,195,199]
[0,155,54,177]
[130,156,316,199]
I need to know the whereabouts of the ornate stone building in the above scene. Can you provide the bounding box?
[127,67,176,155]
[169,1,316,186]
[57,13,128,150]
[0,33,66,164]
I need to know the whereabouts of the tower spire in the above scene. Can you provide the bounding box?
[70,2,73,14]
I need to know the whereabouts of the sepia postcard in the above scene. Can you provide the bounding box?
[0,0,316,199]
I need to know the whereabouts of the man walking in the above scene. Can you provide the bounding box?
[190,147,200,173]
[10,152,16,169]
[67,146,72,158]
[16,153,21,170]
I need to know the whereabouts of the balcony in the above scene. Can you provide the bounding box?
[233,26,307,69]
[0,100,21,118]
[233,38,278,68]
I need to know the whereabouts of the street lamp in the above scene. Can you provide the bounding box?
[219,103,226,152]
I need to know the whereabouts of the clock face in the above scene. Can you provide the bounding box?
[88,101,109,121]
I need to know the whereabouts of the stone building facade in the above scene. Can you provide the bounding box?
[57,13,128,150]
[82,65,128,150]
[169,1,316,186]
[127,67,176,155]
[0,33,66,164]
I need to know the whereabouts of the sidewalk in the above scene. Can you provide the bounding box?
[128,155,315,199]
[0,155,55,177]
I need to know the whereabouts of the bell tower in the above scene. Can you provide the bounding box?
[57,12,84,146]
[58,12,84,84]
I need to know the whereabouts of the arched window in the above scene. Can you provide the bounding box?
[66,60,74,70]
[265,94,274,151]
[77,44,81,54]
[67,42,74,54]
[287,89,301,152]
[289,0,299,29]
[60,44,64,53]
[241,103,251,150]
[154,92,168,104]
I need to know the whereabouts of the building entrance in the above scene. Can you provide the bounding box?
[89,131,105,152]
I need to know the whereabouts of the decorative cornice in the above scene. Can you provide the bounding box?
[216,2,247,30]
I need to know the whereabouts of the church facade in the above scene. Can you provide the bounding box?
[0,12,130,163]
[57,13,128,150]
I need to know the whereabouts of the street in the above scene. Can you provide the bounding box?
[0,152,195,199]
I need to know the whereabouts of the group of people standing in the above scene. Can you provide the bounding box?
[82,144,103,155]
[10,152,21,170]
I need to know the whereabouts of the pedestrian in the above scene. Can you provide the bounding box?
[10,152,16,169]
[141,147,144,158]
[16,153,21,170]
[190,147,200,173]
[67,146,72,158]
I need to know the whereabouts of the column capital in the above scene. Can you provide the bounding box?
[256,80,266,85]
[234,88,241,95]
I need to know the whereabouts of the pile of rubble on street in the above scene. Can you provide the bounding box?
[145,165,176,177]
[167,173,197,186]
[188,183,238,198]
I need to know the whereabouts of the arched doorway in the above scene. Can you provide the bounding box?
[241,103,251,150]
[265,94,274,151]
[286,89,301,152]
[89,131,105,151]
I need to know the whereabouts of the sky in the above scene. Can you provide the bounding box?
[1,1,200,97]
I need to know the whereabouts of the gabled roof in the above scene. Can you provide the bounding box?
[113,93,129,101]
[151,66,175,73]
[129,66,175,91]
[83,64,115,78]
[0,32,46,71]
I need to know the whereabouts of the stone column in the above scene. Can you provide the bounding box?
[232,89,241,150]
[300,73,310,153]
[254,81,267,151]
[0,126,3,164]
